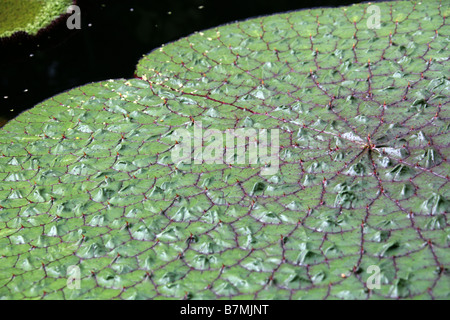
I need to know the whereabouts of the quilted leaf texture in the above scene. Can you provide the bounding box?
[0,0,449,299]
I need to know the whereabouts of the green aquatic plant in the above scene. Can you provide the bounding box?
[0,0,448,299]
[0,0,73,38]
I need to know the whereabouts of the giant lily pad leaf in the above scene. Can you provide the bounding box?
[0,0,449,300]
[0,0,73,38]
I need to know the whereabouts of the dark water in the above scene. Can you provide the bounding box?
[0,0,369,126]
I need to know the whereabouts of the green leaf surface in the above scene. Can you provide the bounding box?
[0,0,73,38]
[0,0,449,300]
